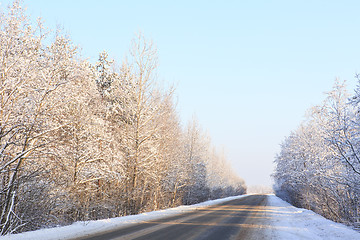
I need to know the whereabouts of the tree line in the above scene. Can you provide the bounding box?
[0,1,246,235]
[273,79,360,229]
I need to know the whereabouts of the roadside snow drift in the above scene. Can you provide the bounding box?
[265,194,360,240]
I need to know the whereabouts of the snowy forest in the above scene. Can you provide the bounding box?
[0,1,246,235]
[273,80,360,229]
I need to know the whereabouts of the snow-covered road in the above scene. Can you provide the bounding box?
[2,194,359,240]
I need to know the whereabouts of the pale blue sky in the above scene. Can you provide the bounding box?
[6,0,360,186]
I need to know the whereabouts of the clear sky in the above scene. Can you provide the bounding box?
[5,0,360,187]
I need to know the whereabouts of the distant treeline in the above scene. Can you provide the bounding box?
[273,80,360,229]
[0,1,246,235]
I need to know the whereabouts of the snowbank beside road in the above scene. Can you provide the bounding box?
[1,195,247,240]
[266,194,360,239]
[3,194,360,240]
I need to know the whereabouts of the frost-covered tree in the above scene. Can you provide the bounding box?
[182,117,210,204]
[0,0,90,233]
[182,117,246,204]
[0,1,247,235]
[273,80,360,228]
[92,34,183,215]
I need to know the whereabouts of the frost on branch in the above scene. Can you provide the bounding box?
[0,1,246,235]
[273,80,360,229]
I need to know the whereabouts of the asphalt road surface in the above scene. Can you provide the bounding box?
[74,195,268,240]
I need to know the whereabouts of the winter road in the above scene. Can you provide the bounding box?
[73,195,268,240]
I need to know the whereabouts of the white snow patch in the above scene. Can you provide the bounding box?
[265,194,360,240]
[3,194,359,240]
[1,195,247,240]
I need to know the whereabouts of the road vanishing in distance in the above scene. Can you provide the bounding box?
[72,195,268,240]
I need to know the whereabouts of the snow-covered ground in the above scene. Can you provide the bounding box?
[0,195,248,240]
[2,194,360,240]
[265,194,360,239]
